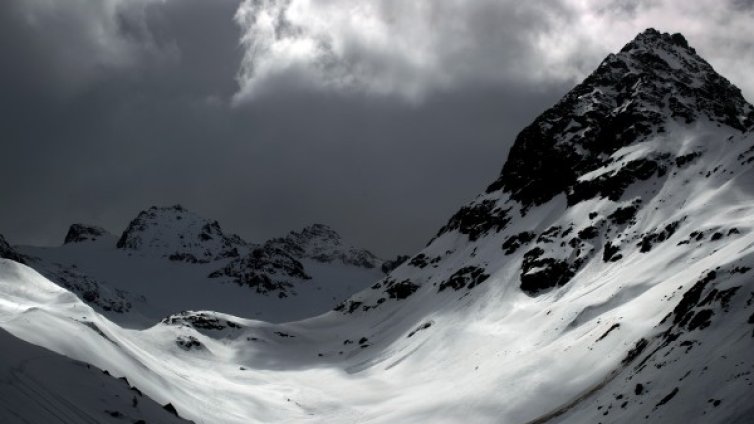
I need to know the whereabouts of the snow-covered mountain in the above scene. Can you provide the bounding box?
[116,205,245,263]
[2,28,754,424]
[12,205,387,325]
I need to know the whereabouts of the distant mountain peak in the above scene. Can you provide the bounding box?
[486,28,754,208]
[267,224,382,269]
[116,205,244,263]
[292,223,343,245]
[63,224,112,244]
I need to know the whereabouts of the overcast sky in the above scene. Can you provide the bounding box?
[2,0,753,256]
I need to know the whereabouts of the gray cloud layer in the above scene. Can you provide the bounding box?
[1,0,753,256]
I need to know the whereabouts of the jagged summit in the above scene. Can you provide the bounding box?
[63,224,113,244]
[628,28,694,52]
[208,223,383,296]
[116,205,245,263]
[487,28,754,207]
[267,223,382,268]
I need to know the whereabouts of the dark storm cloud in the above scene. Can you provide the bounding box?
[1,0,753,257]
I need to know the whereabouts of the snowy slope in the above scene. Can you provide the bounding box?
[0,260,193,423]
[0,328,192,423]
[1,28,754,424]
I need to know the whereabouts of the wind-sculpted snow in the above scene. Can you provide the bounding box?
[2,28,754,423]
[0,327,192,423]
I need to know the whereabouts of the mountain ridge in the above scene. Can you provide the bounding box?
[0,28,753,424]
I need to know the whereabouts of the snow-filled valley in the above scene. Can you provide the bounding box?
[2,28,754,423]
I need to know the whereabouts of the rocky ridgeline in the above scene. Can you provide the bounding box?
[208,245,310,297]
[39,206,388,300]
[265,224,382,269]
[210,224,384,296]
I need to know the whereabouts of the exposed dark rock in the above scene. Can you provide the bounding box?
[596,323,621,342]
[634,383,644,395]
[381,255,410,273]
[674,152,702,168]
[568,157,669,205]
[537,226,562,243]
[670,271,717,327]
[407,321,433,338]
[163,311,241,331]
[436,200,511,241]
[622,338,649,365]
[408,253,442,268]
[655,387,679,408]
[686,309,714,331]
[608,201,641,225]
[577,226,600,240]
[699,286,740,311]
[334,300,364,314]
[519,248,578,295]
[163,403,179,416]
[209,246,310,296]
[384,279,420,300]
[438,266,490,292]
[603,242,622,262]
[176,335,203,351]
[265,224,381,269]
[502,231,536,255]
[638,221,682,253]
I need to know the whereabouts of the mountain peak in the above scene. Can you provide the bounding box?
[626,28,693,53]
[63,224,112,244]
[486,29,754,207]
[295,224,342,244]
[116,205,244,263]
[266,224,382,269]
